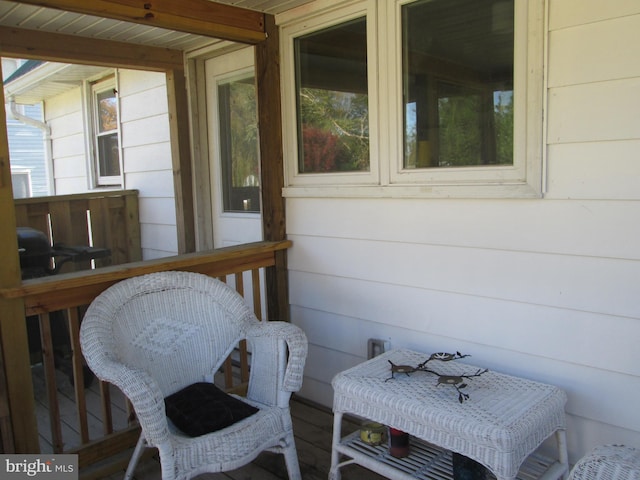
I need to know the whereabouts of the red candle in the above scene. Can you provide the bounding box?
[389,427,410,458]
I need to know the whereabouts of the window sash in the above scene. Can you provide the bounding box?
[217,75,261,213]
[280,0,543,198]
[388,0,537,189]
[91,78,122,186]
[281,0,380,187]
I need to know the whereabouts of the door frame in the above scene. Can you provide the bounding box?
[186,16,289,321]
[205,47,262,249]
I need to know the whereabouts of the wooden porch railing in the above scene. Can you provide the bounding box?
[0,239,291,476]
[14,189,142,270]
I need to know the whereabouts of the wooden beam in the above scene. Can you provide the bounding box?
[0,26,183,71]
[255,15,289,322]
[0,62,40,453]
[12,0,266,44]
[166,68,196,253]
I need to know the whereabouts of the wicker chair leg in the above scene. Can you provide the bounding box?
[124,434,147,480]
[282,432,302,480]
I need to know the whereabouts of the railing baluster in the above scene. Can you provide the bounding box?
[99,381,113,435]
[67,307,89,443]
[234,273,249,384]
[0,340,15,452]
[220,271,234,389]
[251,268,262,321]
[39,312,64,453]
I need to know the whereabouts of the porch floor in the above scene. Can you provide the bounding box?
[98,396,385,480]
[32,362,384,480]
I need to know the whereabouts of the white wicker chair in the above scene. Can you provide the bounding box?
[569,445,640,480]
[80,271,308,480]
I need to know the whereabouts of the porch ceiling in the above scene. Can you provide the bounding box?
[0,0,313,102]
[0,0,313,52]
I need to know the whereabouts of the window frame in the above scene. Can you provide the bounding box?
[386,0,543,196]
[280,0,380,187]
[215,68,262,214]
[89,75,123,187]
[279,0,544,198]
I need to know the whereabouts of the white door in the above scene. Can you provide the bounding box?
[206,47,262,249]
[205,48,266,318]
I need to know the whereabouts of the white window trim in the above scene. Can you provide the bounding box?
[279,0,544,199]
[280,0,380,188]
[87,74,123,188]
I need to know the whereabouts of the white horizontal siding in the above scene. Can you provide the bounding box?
[119,84,169,123]
[51,133,85,159]
[288,0,640,463]
[53,177,88,194]
[140,223,178,255]
[547,79,640,145]
[119,69,177,258]
[45,89,87,195]
[293,302,640,431]
[546,141,640,199]
[125,170,175,198]
[286,197,640,260]
[289,249,639,374]
[138,197,177,225]
[43,69,178,258]
[118,69,165,96]
[123,143,172,172]
[546,5,640,201]
[548,14,640,87]
[45,88,83,119]
[121,116,170,149]
[548,0,640,30]
[47,110,84,138]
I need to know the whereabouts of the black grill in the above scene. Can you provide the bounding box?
[17,227,111,386]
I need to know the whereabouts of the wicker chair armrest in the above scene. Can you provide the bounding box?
[246,321,307,397]
[88,357,170,446]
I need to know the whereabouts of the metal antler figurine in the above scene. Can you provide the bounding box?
[386,352,488,403]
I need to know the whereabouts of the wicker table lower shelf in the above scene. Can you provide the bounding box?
[335,430,562,480]
[330,349,568,480]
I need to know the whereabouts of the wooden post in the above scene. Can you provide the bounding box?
[0,62,40,453]
[166,68,196,254]
[255,14,290,322]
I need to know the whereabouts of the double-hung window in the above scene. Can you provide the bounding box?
[280,0,544,197]
[91,77,122,187]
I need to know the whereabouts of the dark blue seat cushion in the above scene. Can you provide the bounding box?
[164,382,258,437]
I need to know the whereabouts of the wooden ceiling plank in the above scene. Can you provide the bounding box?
[0,25,183,71]
[11,0,266,44]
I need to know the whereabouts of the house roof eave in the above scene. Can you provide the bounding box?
[4,61,112,104]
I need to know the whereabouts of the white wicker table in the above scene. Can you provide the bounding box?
[330,349,569,480]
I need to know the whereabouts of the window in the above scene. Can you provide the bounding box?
[402,0,514,170]
[11,167,32,199]
[295,18,369,174]
[91,77,122,186]
[217,74,261,213]
[280,0,543,197]
[281,1,379,187]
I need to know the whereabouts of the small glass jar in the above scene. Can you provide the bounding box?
[389,427,410,458]
[360,422,385,446]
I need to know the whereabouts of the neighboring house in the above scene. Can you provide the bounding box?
[5,103,47,198]
[3,60,179,259]
[3,59,48,198]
